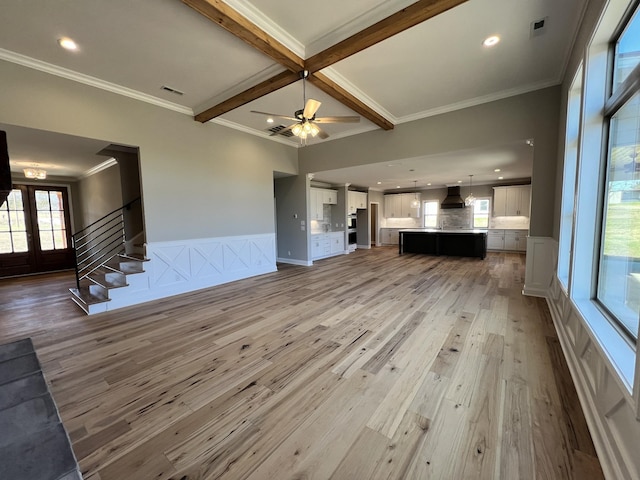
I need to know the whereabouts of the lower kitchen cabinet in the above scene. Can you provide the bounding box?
[487,229,527,252]
[381,228,401,245]
[312,232,345,260]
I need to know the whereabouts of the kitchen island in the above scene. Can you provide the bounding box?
[398,228,488,259]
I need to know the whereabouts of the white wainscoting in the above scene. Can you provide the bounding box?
[523,236,557,297]
[530,238,640,479]
[105,233,277,311]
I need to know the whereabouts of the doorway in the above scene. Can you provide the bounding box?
[0,184,74,277]
[370,202,379,246]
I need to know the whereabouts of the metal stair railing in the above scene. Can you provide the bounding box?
[72,197,141,290]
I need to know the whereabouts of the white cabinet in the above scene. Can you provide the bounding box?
[330,232,344,254]
[381,228,401,245]
[493,185,531,217]
[487,230,505,250]
[310,188,338,220]
[384,195,402,218]
[324,189,337,205]
[488,229,528,251]
[348,191,367,214]
[312,232,345,259]
[504,230,528,251]
[384,194,420,218]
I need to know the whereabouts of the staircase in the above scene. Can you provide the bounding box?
[69,198,150,314]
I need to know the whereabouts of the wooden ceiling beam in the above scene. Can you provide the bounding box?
[194,70,300,123]
[182,0,304,72]
[305,0,468,73]
[309,72,394,130]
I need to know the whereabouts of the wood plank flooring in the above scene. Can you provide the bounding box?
[0,248,604,479]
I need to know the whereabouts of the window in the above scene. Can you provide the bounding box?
[558,66,583,290]
[423,200,438,227]
[0,189,28,254]
[597,9,640,339]
[472,198,490,228]
[34,190,68,251]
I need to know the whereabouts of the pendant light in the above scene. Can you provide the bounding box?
[411,180,420,208]
[464,175,476,206]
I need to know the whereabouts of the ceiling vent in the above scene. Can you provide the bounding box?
[530,17,548,38]
[267,125,294,137]
[160,85,184,96]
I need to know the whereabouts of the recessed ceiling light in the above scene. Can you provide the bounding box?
[267,118,274,123]
[58,37,78,51]
[377,181,382,185]
[498,176,504,180]
[427,183,431,186]
[494,168,501,172]
[457,180,462,183]
[483,35,500,47]
[396,185,401,188]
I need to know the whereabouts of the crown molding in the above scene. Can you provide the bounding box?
[222,0,306,58]
[396,79,562,125]
[211,117,299,148]
[319,67,398,123]
[0,48,194,116]
[81,157,118,179]
[304,0,416,57]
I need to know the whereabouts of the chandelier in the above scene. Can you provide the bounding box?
[24,167,47,180]
[464,175,475,206]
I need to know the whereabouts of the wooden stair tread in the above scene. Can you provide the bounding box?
[69,287,110,305]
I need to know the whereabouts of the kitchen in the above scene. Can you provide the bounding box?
[306,178,531,263]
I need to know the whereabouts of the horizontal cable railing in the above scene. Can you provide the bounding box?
[72,197,140,290]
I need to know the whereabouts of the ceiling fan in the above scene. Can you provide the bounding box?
[251,71,359,141]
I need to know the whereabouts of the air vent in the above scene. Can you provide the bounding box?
[267,125,294,137]
[530,17,548,37]
[160,85,184,96]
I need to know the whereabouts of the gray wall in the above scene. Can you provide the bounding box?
[274,174,309,262]
[0,60,298,243]
[74,163,123,232]
[299,88,560,237]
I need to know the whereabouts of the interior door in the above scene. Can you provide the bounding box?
[0,185,74,277]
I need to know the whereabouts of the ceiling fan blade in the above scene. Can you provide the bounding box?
[251,111,298,122]
[269,123,296,136]
[314,116,360,123]
[316,125,329,139]
[303,99,322,119]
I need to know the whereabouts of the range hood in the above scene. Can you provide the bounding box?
[440,186,465,209]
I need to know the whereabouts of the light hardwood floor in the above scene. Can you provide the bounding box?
[0,248,604,479]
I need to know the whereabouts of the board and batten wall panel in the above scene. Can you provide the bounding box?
[0,60,298,243]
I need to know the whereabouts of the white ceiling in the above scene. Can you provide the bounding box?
[0,0,586,186]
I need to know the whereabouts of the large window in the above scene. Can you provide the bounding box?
[472,197,490,228]
[558,66,583,290]
[0,189,28,254]
[423,200,438,227]
[598,10,640,339]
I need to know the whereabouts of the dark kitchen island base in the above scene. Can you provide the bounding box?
[399,229,487,259]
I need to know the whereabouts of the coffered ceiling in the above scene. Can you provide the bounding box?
[0,0,586,186]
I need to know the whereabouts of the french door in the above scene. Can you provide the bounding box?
[0,185,74,277]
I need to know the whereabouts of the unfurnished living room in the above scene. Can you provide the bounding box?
[0,0,639,479]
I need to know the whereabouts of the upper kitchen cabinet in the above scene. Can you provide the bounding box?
[310,187,338,221]
[384,193,421,218]
[493,185,531,217]
[348,191,367,214]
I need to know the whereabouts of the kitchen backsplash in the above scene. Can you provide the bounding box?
[310,204,334,234]
[490,216,530,229]
[381,217,421,228]
[440,208,472,228]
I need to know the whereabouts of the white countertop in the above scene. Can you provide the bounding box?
[398,228,488,234]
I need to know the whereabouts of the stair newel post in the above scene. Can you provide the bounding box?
[72,233,80,290]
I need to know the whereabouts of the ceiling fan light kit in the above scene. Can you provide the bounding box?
[251,70,359,144]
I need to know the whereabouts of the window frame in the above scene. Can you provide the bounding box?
[472,196,491,229]
[422,200,439,228]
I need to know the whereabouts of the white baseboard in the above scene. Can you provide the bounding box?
[277,257,312,266]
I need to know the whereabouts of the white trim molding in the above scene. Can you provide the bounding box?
[277,257,313,267]
[523,236,557,297]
